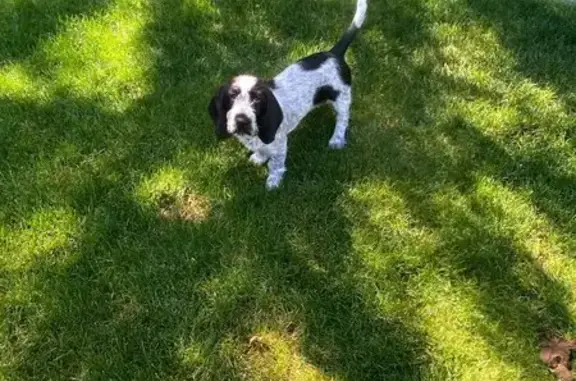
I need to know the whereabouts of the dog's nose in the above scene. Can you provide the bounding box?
[235,114,251,133]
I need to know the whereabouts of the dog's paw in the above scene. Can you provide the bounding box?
[265,176,281,190]
[328,136,347,150]
[249,152,269,166]
[265,170,285,191]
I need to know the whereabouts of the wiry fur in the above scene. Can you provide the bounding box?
[208,0,368,189]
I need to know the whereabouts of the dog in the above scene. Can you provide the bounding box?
[208,0,368,189]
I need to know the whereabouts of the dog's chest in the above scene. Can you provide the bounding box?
[235,134,264,152]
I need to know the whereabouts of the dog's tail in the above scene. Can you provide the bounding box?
[330,0,368,57]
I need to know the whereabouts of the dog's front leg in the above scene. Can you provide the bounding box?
[265,140,287,190]
[249,151,269,166]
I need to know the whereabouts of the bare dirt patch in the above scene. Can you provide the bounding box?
[157,190,211,222]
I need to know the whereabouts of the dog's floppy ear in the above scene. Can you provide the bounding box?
[256,85,283,144]
[208,84,232,140]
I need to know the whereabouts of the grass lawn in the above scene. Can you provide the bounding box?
[1,0,576,380]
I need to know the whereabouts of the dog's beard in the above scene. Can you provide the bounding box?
[227,101,257,135]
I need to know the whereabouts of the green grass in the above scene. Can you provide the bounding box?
[1,0,576,379]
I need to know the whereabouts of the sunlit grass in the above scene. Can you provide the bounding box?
[1,0,576,380]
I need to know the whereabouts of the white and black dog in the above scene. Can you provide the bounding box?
[209,0,368,190]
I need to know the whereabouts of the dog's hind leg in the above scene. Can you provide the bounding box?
[329,86,352,149]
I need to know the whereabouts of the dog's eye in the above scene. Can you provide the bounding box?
[229,88,240,98]
[250,91,263,103]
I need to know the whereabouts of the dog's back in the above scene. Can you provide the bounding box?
[271,54,348,135]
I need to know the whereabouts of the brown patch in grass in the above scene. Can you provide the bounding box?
[157,190,211,222]
[245,330,334,381]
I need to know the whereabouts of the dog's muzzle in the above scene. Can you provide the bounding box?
[234,114,252,135]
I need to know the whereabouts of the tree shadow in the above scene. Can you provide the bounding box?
[219,144,432,379]
[435,201,572,375]
[1,1,436,380]
[349,113,575,376]
[0,0,109,63]
[464,0,576,108]
[459,0,576,235]
[2,0,576,380]
[2,122,434,381]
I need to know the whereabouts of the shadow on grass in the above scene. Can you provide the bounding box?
[2,1,433,380]
[349,113,575,375]
[462,0,576,235]
[465,0,576,103]
[0,0,109,63]
[2,0,576,380]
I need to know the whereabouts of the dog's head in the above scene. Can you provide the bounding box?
[208,75,283,144]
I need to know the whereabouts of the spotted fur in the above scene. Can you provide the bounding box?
[208,0,368,189]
